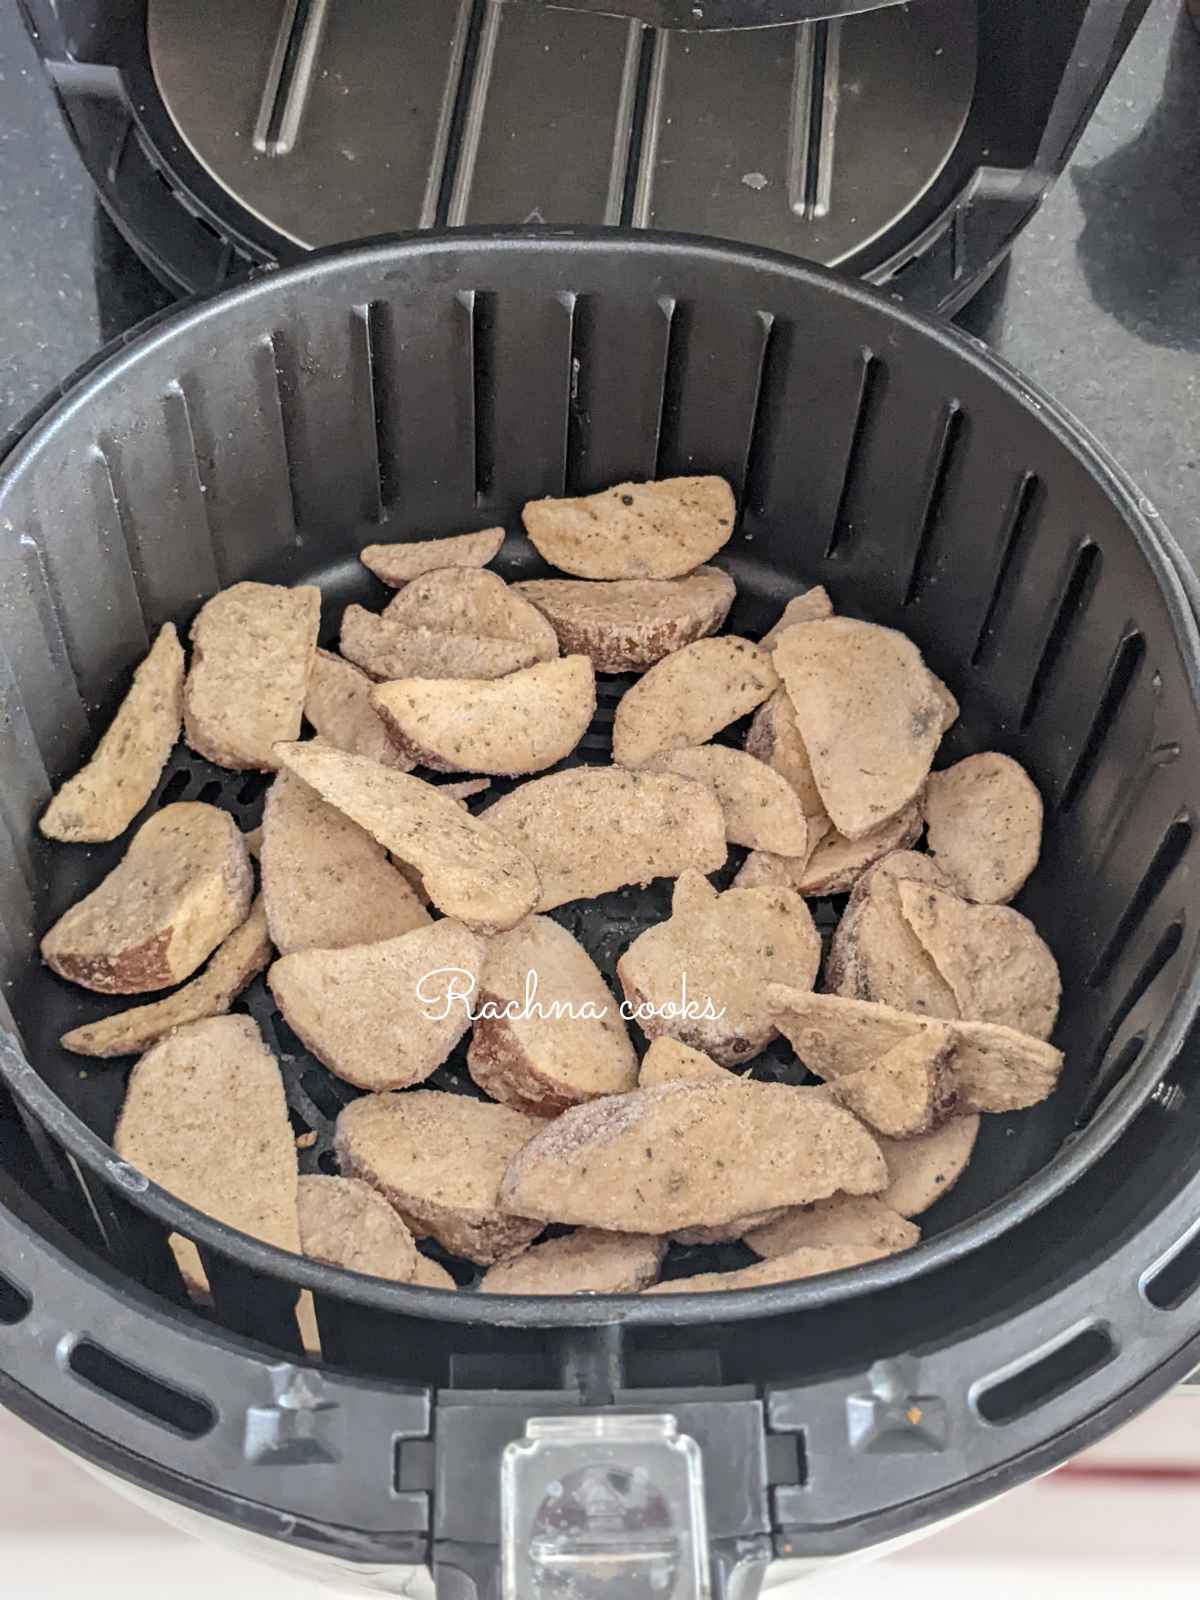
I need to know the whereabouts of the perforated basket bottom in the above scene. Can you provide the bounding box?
[17,544,1056,1292]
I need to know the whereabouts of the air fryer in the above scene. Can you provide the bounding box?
[19,0,1148,311]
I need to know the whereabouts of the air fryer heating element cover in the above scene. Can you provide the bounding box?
[2,234,1200,1595]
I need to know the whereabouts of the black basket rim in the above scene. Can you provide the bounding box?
[3,226,1200,1329]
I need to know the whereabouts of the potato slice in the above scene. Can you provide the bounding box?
[270,918,485,1091]
[744,1194,919,1259]
[413,1255,458,1290]
[759,586,834,649]
[467,915,637,1114]
[618,876,821,1065]
[613,637,779,768]
[383,567,558,662]
[514,567,735,672]
[648,745,809,857]
[340,606,542,682]
[930,674,959,733]
[360,527,504,587]
[40,623,184,843]
[772,619,944,839]
[500,1078,885,1234]
[830,1030,958,1137]
[824,851,959,1017]
[522,476,735,580]
[639,1037,729,1086]
[335,1090,543,1264]
[304,650,412,769]
[735,798,923,898]
[767,987,1064,1113]
[646,1241,891,1294]
[261,769,430,953]
[479,1229,665,1295]
[371,656,595,776]
[60,898,271,1058]
[924,752,1043,903]
[274,744,539,934]
[42,803,253,993]
[483,767,725,910]
[184,582,321,770]
[114,1015,299,1255]
[298,1175,419,1282]
[877,1116,981,1217]
[896,880,1060,1040]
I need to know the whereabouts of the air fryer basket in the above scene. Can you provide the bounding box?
[2,233,1200,1585]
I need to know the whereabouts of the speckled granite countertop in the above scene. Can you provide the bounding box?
[1,0,1197,564]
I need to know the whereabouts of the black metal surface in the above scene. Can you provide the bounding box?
[520,0,909,26]
[3,231,1200,1577]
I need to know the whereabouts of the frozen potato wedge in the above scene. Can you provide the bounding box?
[876,1116,981,1217]
[522,476,735,580]
[340,606,542,681]
[500,1078,886,1235]
[743,687,828,825]
[40,623,184,843]
[382,567,558,662]
[618,875,821,1065]
[824,851,959,1017]
[275,743,539,934]
[648,744,809,857]
[759,586,834,648]
[304,649,413,769]
[646,1241,891,1293]
[371,656,595,776]
[613,636,778,768]
[514,567,735,672]
[483,767,725,911]
[924,752,1043,903]
[734,799,923,898]
[830,1029,959,1137]
[360,527,504,587]
[744,1194,919,1259]
[297,1175,419,1282]
[772,618,944,839]
[479,1230,665,1295]
[639,1037,730,1086]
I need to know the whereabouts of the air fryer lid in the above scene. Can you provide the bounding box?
[2,234,1200,1579]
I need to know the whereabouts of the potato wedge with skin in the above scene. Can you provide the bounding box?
[772,618,944,839]
[500,1078,886,1235]
[648,745,809,857]
[413,1255,458,1291]
[383,567,558,662]
[274,743,539,934]
[646,1241,891,1294]
[261,769,430,954]
[304,650,413,769]
[483,767,725,911]
[522,476,735,580]
[877,1116,980,1217]
[734,799,923,898]
[270,919,485,1091]
[766,987,1064,1113]
[360,527,504,587]
[371,656,596,776]
[824,851,959,1017]
[744,1195,920,1260]
[639,1037,730,1086]
[42,803,253,994]
[925,752,1043,903]
[339,606,542,682]
[480,1230,666,1295]
[743,688,829,829]
[759,586,834,648]
[298,1175,419,1283]
[613,636,779,768]
[467,915,637,1114]
[830,1030,959,1137]
[335,1090,544,1265]
[618,877,821,1066]
[897,880,1060,1040]
[40,623,184,843]
[514,567,735,672]
[60,898,271,1058]
[184,582,321,771]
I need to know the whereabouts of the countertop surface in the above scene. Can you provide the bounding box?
[1,0,1197,566]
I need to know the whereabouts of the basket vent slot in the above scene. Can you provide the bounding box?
[0,1270,30,1326]
[564,292,593,496]
[362,299,398,510]
[1020,541,1101,729]
[1059,629,1145,813]
[654,298,691,479]
[236,771,272,808]
[1077,1031,1149,1128]
[903,401,965,606]
[970,470,1041,666]
[469,289,496,504]
[67,1339,215,1438]
[824,350,883,559]
[158,769,191,807]
[1088,818,1192,990]
[743,313,787,518]
[1144,1220,1200,1311]
[973,1324,1115,1426]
